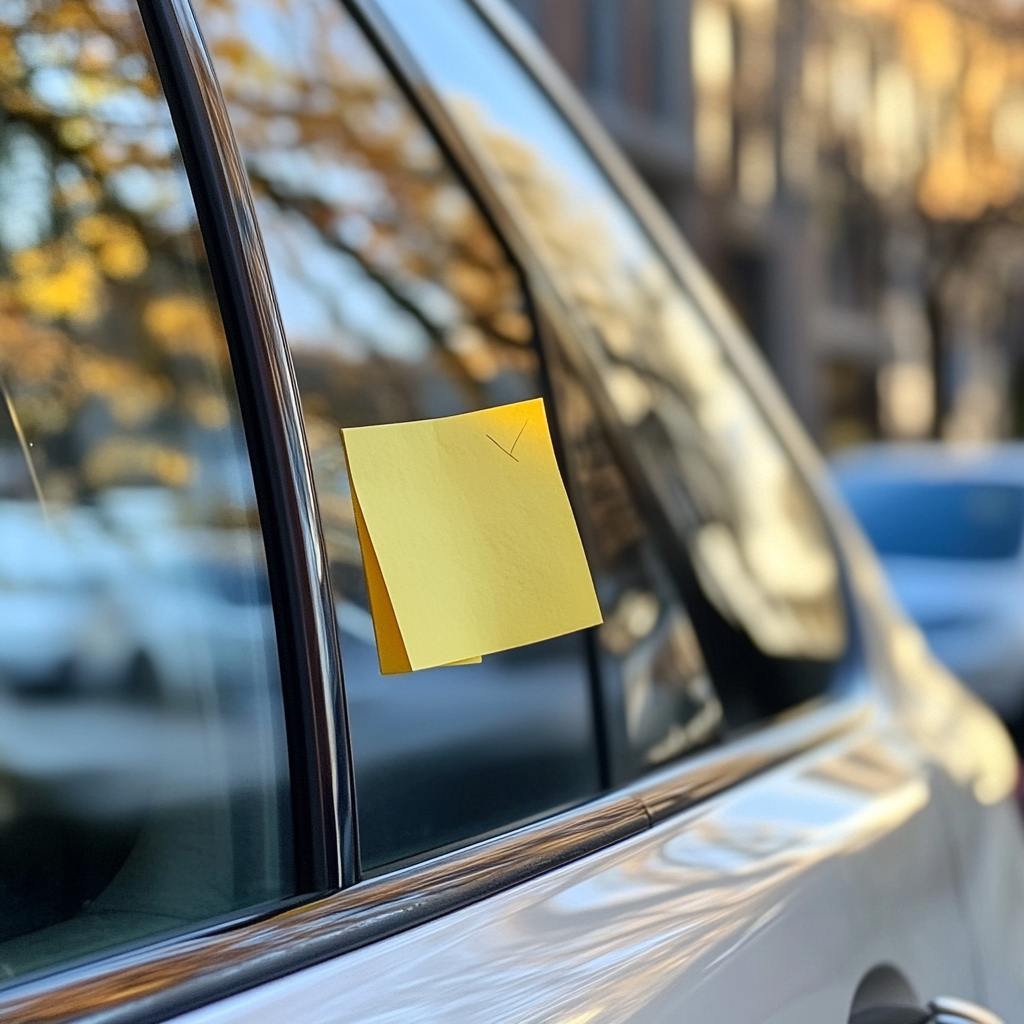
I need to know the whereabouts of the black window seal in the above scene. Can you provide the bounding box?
[0,694,869,1024]
[137,0,354,893]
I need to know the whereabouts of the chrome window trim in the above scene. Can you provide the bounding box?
[137,0,353,891]
[0,694,870,1024]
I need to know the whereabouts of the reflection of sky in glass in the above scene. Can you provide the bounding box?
[31,65,161,124]
[0,130,50,250]
[257,198,429,360]
[376,0,651,274]
[111,165,197,231]
[205,0,456,365]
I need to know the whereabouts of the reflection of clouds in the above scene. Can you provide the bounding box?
[258,198,429,361]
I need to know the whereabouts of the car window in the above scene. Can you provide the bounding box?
[195,0,602,873]
[375,0,851,725]
[0,0,292,982]
[547,344,723,784]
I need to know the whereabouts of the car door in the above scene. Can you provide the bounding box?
[170,1,1018,1021]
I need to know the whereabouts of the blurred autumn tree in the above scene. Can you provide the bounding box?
[192,0,546,581]
[197,0,536,396]
[0,0,544,514]
[0,0,240,503]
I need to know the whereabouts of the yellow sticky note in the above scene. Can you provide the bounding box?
[342,397,602,674]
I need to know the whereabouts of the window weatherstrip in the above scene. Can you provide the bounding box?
[138,0,353,892]
[0,696,869,1024]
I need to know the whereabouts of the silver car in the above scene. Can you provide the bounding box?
[0,2,1020,1024]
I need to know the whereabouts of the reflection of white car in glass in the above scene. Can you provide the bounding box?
[834,444,1024,738]
[94,488,276,707]
[0,502,128,694]
[0,494,272,704]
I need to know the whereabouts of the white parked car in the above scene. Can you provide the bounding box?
[834,443,1024,743]
[0,2,1020,1024]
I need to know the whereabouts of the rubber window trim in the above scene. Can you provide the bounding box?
[137,0,354,892]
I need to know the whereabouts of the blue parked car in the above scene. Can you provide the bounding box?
[835,443,1024,743]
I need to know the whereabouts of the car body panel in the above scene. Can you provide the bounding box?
[171,706,994,1023]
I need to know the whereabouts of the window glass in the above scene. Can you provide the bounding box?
[0,0,292,982]
[548,346,722,784]
[195,0,601,873]
[377,0,850,724]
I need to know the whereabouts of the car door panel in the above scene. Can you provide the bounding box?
[936,781,1024,1020]
[172,707,978,1024]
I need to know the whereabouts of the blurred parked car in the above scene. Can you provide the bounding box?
[834,443,1024,742]
[0,3,1021,1024]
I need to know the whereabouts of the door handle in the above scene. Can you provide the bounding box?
[850,997,1006,1024]
[929,996,1007,1024]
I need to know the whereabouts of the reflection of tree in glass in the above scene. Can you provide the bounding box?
[201,0,534,383]
[446,99,845,659]
[195,0,543,580]
[0,0,233,505]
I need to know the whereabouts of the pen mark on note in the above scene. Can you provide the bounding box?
[487,434,518,461]
[487,416,529,463]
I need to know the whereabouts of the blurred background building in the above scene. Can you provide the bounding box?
[509,0,1024,450]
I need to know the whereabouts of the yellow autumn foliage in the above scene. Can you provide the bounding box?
[84,437,194,489]
[11,244,103,324]
[74,214,148,280]
[143,295,227,364]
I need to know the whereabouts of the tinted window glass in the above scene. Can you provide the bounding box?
[0,1,292,981]
[842,481,1024,560]
[196,0,601,872]
[378,0,850,723]
[549,347,722,784]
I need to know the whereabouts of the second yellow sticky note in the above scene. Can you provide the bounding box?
[342,397,602,674]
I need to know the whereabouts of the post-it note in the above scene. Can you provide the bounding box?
[342,397,603,674]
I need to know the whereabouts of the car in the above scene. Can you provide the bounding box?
[834,443,1024,744]
[0,1,1020,1023]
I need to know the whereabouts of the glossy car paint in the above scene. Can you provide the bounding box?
[170,686,1019,1023]
[157,2,1024,1022]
